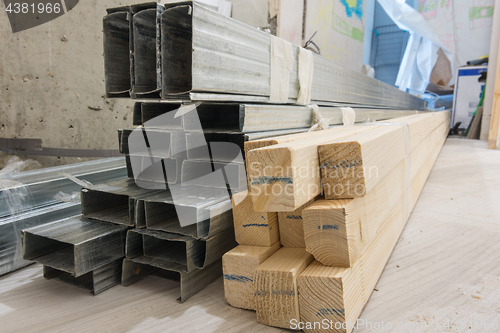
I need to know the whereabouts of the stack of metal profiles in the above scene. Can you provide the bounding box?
[79,177,237,301]
[0,157,127,276]
[103,1,426,110]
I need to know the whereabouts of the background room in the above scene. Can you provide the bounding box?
[1,0,499,332]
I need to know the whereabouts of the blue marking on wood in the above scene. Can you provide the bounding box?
[320,158,362,170]
[223,274,253,283]
[316,308,345,316]
[243,223,269,228]
[317,225,340,230]
[250,176,293,185]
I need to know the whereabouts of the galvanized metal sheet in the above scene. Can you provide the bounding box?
[103,8,131,97]
[126,226,235,272]
[22,215,127,277]
[0,204,81,276]
[157,2,425,109]
[143,198,232,239]
[122,256,222,302]
[43,258,123,295]
[139,186,230,229]
[81,178,161,227]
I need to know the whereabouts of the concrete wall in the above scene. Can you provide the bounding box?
[0,0,270,169]
[0,0,144,167]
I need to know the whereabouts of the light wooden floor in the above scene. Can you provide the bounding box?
[1,138,499,332]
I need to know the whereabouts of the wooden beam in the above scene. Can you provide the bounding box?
[318,112,449,199]
[232,190,279,246]
[298,201,405,333]
[408,119,449,183]
[318,126,406,199]
[302,119,449,268]
[255,247,314,328]
[278,198,316,248]
[303,159,405,267]
[222,243,281,310]
[247,113,448,211]
[480,2,500,140]
[246,125,377,212]
[411,123,448,207]
[244,128,338,187]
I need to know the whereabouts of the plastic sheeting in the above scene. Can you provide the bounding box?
[0,156,40,217]
[0,156,42,275]
[377,0,454,95]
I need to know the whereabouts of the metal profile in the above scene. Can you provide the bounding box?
[130,102,419,132]
[104,2,188,98]
[125,227,235,271]
[132,102,184,127]
[119,128,186,157]
[184,130,311,161]
[181,160,246,192]
[81,178,160,226]
[22,216,127,277]
[185,131,245,161]
[156,2,425,109]
[126,228,202,272]
[183,104,420,133]
[126,153,185,186]
[122,256,222,302]
[145,198,232,238]
[130,3,165,98]
[136,186,230,229]
[43,258,123,295]
[3,157,125,185]
[0,203,81,276]
[0,157,126,218]
[103,6,131,97]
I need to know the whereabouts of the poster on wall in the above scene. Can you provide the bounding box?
[304,0,366,72]
[417,0,494,67]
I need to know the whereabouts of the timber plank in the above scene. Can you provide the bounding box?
[223,243,281,310]
[255,248,314,329]
[232,190,279,246]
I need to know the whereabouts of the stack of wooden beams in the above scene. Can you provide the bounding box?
[223,111,449,332]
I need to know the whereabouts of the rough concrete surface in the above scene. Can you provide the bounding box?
[0,0,143,167]
[0,0,271,169]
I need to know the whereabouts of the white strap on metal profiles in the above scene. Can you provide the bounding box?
[297,47,314,105]
[308,106,356,132]
[269,36,294,103]
[308,105,329,132]
[340,107,356,126]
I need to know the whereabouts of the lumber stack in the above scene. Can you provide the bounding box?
[247,112,449,211]
[223,111,449,331]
